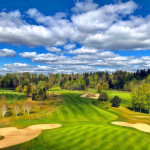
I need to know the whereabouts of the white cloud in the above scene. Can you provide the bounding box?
[0,1,150,74]
[19,52,37,58]
[64,44,76,50]
[0,1,149,52]
[69,47,97,54]
[32,53,66,63]
[0,48,17,57]
[71,0,99,13]
[71,1,137,32]
[4,63,30,68]
[46,47,61,52]
[74,51,116,60]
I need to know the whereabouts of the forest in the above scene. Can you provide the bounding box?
[1,69,150,91]
[0,69,150,114]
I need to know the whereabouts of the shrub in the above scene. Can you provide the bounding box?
[15,85,22,93]
[111,96,121,107]
[98,92,108,101]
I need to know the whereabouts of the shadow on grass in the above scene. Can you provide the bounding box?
[0,136,4,140]
[127,106,149,114]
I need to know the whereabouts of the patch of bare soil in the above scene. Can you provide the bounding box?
[81,93,99,99]
[112,121,150,133]
[0,124,62,149]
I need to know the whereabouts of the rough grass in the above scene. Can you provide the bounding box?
[1,86,150,150]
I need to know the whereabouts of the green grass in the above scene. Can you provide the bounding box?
[0,89,26,104]
[6,123,150,150]
[105,90,132,107]
[1,87,150,150]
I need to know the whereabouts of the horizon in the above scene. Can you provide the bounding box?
[0,0,150,75]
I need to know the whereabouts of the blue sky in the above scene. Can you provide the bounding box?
[0,0,150,74]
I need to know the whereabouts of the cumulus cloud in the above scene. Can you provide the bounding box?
[19,52,37,58]
[32,53,66,63]
[0,1,150,74]
[0,48,17,57]
[71,1,137,32]
[74,51,116,60]
[71,0,99,13]
[64,44,76,50]
[46,47,61,52]
[0,1,149,52]
[4,63,30,68]
[69,47,97,54]
[2,63,96,74]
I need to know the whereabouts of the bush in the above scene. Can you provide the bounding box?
[98,92,108,101]
[15,85,22,93]
[111,96,121,107]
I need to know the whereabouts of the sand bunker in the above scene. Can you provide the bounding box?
[112,121,150,133]
[81,93,99,99]
[134,116,150,118]
[0,124,62,149]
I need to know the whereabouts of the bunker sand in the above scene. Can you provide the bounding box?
[81,93,99,99]
[0,124,62,149]
[112,121,150,133]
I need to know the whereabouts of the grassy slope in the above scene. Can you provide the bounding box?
[105,90,132,107]
[0,89,26,104]
[1,87,150,150]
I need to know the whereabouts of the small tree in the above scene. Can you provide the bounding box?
[98,92,108,101]
[111,96,121,107]
[0,100,8,118]
[23,84,32,96]
[102,83,109,91]
[23,101,26,112]
[33,88,47,105]
[24,99,34,114]
[15,85,22,93]
[98,85,103,93]
[39,88,47,105]
[14,102,20,116]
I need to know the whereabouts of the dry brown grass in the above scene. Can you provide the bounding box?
[0,95,62,127]
[110,106,150,125]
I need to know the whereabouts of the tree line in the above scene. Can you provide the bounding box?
[59,69,150,91]
[1,69,150,92]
